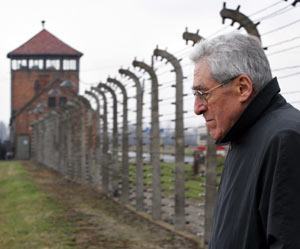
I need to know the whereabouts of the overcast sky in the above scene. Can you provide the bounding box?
[0,0,299,128]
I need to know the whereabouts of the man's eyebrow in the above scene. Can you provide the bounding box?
[192,85,206,91]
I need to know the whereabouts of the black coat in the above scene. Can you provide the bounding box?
[210,78,300,249]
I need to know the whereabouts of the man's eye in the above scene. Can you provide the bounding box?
[193,90,201,96]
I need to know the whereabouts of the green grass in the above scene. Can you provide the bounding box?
[129,162,206,200]
[0,161,76,249]
[129,157,225,200]
[129,146,195,156]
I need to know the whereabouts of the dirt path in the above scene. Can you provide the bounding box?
[23,161,200,249]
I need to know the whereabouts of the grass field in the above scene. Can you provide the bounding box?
[0,161,75,249]
[129,159,224,200]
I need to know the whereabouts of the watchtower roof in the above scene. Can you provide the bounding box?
[7,29,83,58]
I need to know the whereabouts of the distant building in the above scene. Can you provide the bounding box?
[7,28,83,159]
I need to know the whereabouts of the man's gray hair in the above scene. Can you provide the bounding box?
[190,32,272,92]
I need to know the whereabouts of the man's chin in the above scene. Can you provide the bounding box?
[208,129,222,141]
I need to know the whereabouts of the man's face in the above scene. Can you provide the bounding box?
[193,61,244,141]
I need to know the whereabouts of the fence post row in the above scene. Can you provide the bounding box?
[70,99,83,181]
[84,90,101,185]
[81,95,94,184]
[106,77,129,203]
[88,89,103,186]
[64,104,74,179]
[69,100,81,180]
[94,83,119,196]
[132,59,162,220]
[119,69,144,211]
[153,48,185,229]
[91,88,110,194]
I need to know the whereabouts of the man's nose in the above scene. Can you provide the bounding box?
[194,98,207,115]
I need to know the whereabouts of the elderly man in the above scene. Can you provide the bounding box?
[191,32,300,249]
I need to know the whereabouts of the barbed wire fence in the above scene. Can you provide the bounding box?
[30,1,300,248]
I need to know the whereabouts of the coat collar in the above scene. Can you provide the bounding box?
[217,77,282,145]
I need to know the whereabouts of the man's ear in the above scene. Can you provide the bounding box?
[236,74,254,103]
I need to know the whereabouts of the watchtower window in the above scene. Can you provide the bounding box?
[46,59,60,70]
[48,97,56,108]
[63,59,77,70]
[12,59,27,70]
[29,59,44,70]
[59,97,67,107]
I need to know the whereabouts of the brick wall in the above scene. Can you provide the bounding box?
[11,69,80,142]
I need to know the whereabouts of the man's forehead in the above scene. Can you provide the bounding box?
[194,60,210,73]
[192,79,206,90]
[193,62,212,90]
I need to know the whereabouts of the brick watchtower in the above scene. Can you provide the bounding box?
[7,27,83,159]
